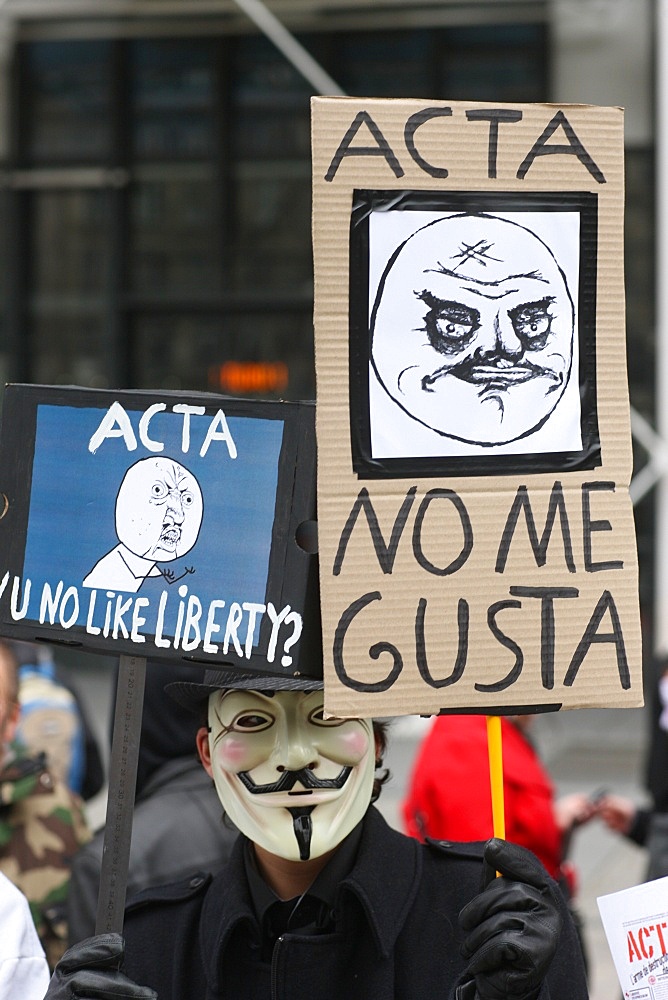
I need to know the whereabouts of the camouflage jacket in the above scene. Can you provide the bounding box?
[0,751,91,969]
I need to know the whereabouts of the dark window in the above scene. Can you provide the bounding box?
[130,39,217,161]
[129,167,223,297]
[10,22,549,403]
[133,311,314,398]
[336,31,431,98]
[439,26,547,102]
[20,40,113,164]
[28,189,112,386]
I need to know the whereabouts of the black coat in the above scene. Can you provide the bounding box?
[122,807,589,1000]
[68,757,236,945]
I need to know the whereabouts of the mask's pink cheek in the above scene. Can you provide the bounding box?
[335,729,370,763]
[215,736,252,772]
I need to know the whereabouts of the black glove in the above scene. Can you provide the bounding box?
[458,838,562,1000]
[44,933,157,1000]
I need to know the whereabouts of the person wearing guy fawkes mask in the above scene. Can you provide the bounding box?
[43,668,588,1000]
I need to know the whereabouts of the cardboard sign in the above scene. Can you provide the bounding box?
[311,97,642,718]
[0,385,320,679]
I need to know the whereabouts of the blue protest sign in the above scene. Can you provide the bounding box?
[0,385,319,680]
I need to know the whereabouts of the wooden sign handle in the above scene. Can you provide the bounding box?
[486,715,506,841]
[95,654,147,935]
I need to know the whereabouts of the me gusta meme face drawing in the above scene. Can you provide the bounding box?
[370,212,576,449]
[83,456,204,593]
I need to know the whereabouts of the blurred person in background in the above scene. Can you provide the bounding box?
[595,792,650,846]
[402,713,596,968]
[67,660,237,944]
[595,654,668,879]
[0,640,90,969]
[10,641,104,803]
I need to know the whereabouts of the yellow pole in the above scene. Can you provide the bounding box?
[486,715,506,840]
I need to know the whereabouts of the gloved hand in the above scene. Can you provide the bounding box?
[458,838,562,1000]
[44,933,157,999]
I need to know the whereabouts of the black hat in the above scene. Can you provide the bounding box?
[166,667,323,712]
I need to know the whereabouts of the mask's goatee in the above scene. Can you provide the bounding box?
[289,807,315,860]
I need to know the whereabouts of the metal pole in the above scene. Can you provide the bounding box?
[230,0,345,96]
[630,407,668,504]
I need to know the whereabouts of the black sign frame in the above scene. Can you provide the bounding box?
[0,384,320,680]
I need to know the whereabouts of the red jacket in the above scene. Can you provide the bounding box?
[402,715,563,881]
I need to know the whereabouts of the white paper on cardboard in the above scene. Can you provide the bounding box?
[598,876,668,998]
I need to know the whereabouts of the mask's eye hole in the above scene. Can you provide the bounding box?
[231,711,273,733]
[308,707,344,727]
[151,481,168,500]
[181,491,194,507]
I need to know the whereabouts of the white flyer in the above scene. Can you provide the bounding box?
[598,875,668,998]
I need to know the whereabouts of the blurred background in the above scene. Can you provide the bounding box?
[0,0,656,618]
[0,0,655,597]
[0,0,660,996]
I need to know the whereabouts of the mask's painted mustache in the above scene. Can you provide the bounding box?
[238,765,352,795]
